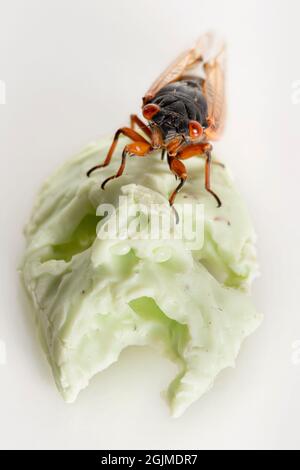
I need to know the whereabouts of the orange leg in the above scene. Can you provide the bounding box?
[101,141,152,189]
[168,157,188,206]
[87,127,150,177]
[176,142,223,166]
[176,142,211,160]
[130,114,152,139]
[199,155,225,168]
[168,156,187,224]
[205,150,222,207]
[167,136,185,156]
[167,156,188,223]
[176,143,222,207]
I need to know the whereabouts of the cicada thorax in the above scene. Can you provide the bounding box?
[144,79,209,144]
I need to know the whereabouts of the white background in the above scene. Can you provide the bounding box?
[0,0,300,450]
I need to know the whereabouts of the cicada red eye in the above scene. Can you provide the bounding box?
[142,103,160,120]
[188,120,203,140]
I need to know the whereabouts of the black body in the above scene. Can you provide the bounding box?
[149,78,208,141]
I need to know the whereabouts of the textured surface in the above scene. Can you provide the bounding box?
[21,139,261,417]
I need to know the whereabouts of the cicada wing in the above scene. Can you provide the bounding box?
[203,44,226,141]
[143,33,215,104]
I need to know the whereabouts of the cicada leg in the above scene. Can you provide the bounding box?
[87,127,150,177]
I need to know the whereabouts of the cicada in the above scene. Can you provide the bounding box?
[87,33,226,216]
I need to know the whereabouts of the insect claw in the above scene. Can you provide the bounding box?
[215,194,222,208]
[171,205,180,225]
[86,164,105,177]
[212,161,226,169]
[208,189,222,208]
[101,176,115,190]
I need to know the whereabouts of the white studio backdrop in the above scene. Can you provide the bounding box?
[0,0,300,450]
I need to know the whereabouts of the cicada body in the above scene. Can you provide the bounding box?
[87,33,226,216]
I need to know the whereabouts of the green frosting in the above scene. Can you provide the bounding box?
[21,137,262,417]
